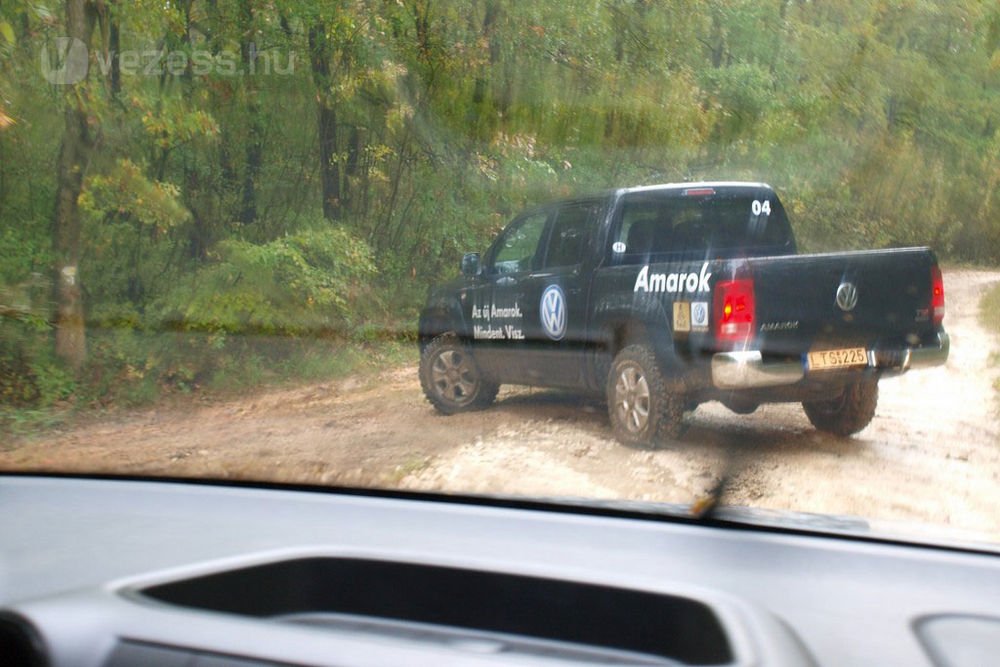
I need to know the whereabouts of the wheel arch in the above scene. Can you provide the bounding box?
[418,298,468,352]
[598,315,677,365]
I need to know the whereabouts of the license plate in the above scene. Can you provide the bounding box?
[807,347,868,371]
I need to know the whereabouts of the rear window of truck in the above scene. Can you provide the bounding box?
[614,191,794,262]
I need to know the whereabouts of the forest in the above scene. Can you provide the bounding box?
[1,0,998,414]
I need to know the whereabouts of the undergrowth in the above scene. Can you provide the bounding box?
[1,332,418,442]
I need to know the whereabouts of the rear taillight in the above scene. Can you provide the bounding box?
[714,278,756,345]
[931,265,945,326]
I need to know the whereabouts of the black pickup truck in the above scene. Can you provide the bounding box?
[418,182,949,446]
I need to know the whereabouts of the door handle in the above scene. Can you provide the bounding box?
[496,276,517,286]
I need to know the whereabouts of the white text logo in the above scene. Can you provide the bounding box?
[634,263,712,294]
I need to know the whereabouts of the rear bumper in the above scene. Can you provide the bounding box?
[907,331,950,370]
[711,332,950,390]
[710,351,804,390]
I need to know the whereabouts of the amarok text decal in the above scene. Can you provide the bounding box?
[633,263,712,294]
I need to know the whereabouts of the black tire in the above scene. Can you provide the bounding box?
[606,345,685,447]
[420,334,499,415]
[722,398,759,415]
[802,380,878,437]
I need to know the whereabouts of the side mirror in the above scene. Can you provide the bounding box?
[461,252,481,276]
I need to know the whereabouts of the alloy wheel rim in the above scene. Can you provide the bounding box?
[615,365,650,433]
[431,349,477,405]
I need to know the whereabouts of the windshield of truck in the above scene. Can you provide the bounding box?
[1,1,999,550]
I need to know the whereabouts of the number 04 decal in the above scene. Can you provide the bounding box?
[751,199,771,216]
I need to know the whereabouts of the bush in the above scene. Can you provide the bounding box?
[153,225,376,337]
[0,314,76,408]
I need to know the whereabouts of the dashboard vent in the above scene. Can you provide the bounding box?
[141,557,734,665]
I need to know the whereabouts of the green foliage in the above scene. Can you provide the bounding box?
[0,275,74,408]
[155,226,376,336]
[700,63,775,139]
[0,316,76,408]
[130,93,220,151]
[81,159,191,233]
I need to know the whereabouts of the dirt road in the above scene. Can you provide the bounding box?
[4,269,999,541]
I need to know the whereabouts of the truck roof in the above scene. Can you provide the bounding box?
[617,181,773,196]
[529,182,776,210]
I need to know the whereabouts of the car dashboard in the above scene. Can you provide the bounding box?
[0,474,998,666]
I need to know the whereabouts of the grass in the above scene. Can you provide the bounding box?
[0,407,70,443]
[1,334,419,443]
[205,337,417,396]
[980,281,1000,396]
[980,281,1000,342]
[386,455,433,485]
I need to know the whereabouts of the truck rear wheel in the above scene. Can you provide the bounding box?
[420,334,499,415]
[802,380,878,437]
[607,345,685,447]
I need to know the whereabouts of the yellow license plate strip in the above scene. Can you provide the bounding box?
[806,347,869,371]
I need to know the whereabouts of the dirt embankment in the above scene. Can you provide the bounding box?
[3,269,999,541]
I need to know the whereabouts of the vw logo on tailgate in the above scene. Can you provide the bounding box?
[836,281,859,312]
[540,285,568,340]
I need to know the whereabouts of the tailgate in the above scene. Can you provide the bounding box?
[748,247,939,357]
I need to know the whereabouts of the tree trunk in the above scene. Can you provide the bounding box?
[95,0,121,97]
[105,0,121,96]
[309,22,342,221]
[52,0,97,370]
[108,6,120,96]
[316,98,341,221]
[709,9,725,69]
[472,0,499,106]
[177,0,209,259]
[343,124,361,213]
[239,0,262,224]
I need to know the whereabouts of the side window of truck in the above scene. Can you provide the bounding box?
[491,210,549,274]
[615,197,677,263]
[543,202,600,269]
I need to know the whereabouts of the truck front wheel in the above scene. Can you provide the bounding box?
[802,380,878,437]
[420,334,499,415]
[607,345,685,447]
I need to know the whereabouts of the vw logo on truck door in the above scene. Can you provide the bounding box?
[540,285,567,340]
[836,281,859,312]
